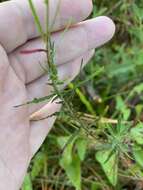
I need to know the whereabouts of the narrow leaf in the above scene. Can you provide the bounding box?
[96,150,118,186]
[76,138,87,161]
[31,152,46,180]
[133,145,143,167]
[60,154,81,190]
[130,123,143,145]
[22,174,33,190]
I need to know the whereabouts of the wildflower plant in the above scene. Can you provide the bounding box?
[21,1,143,190]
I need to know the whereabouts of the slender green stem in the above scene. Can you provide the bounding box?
[28,0,45,40]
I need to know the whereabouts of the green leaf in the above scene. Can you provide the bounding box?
[135,104,143,118]
[76,138,87,161]
[130,123,143,145]
[132,4,143,21]
[31,152,46,180]
[22,174,33,190]
[116,96,130,120]
[62,143,73,166]
[91,182,100,190]
[133,145,143,167]
[57,136,77,166]
[129,83,143,98]
[57,136,71,149]
[60,154,81,190]
[69,83,96,115]
[96,150,118,186]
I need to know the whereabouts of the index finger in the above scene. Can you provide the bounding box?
[0,0,92,52]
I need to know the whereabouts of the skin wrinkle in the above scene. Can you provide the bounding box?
[14,0,93,39]
[0,157,17,189]
[13,0,44,39]
[13,1,30,40]
[0,1,27,52]
[9,17,115,85]
[0,48,9,91]
[0,0,93,53]
[0,68,8,92]
[19,23,88,80]
[83,17,116,48]
[50,0,62,30]
[30,114,57,156]
[81,24,90,53]
[9,54,26,83]
[54,26,88,64]
[60,0,93,25]
[12,39,47,84]
[0,121,29,185]
[59,1,77,27]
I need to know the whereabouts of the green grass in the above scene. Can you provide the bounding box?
[27,1,143,189]
[2,0,143,189]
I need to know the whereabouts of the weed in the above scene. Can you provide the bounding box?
[1,0,143,189]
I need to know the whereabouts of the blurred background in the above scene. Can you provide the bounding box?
[2,0,143,189]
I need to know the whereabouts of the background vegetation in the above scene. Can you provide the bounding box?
[2,0,143,189]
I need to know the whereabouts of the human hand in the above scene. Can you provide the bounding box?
[0,0,115,189]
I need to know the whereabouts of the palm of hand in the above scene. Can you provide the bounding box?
[0,45,30,188]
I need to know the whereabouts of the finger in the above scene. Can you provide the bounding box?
[30,101,61,157]
[0,0,92,52]
[27,50,94,115]
[9,17,115,83]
